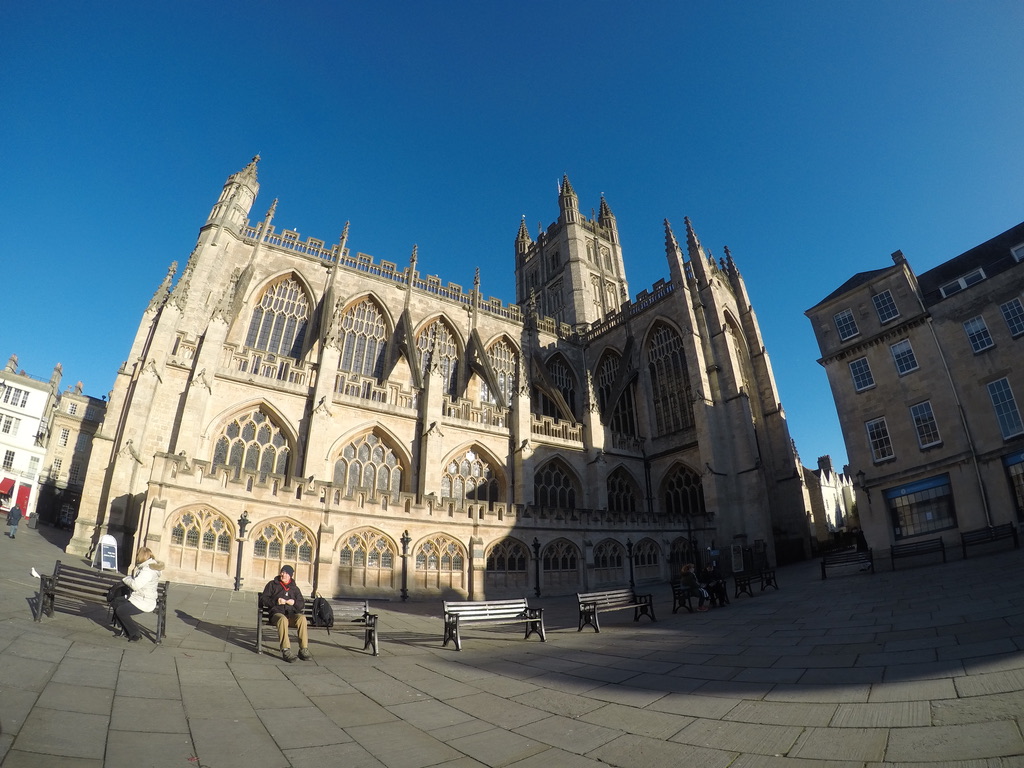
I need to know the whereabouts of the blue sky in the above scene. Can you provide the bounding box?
[3,2,1023,473]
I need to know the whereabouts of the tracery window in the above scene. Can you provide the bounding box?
[244,277,309,358]
[633,538,660,582]
[481,338,516,407]
[541,538,581,589]
[339,298,388,378]
[252,521,313,564]
[417,318,460,397]
[414,534,465,571]
[486,538,528,573]
[336,529,397,590]
[484,538,530,592]
[534,460,578,509]
[664,466,706,518]
[441,449,500,508]
[333,432,404,499]
[211,407,290,479]
[595,353,637,435]
[535,356,577,420]
[593,539,623,569]
[170,509,233,553]
[338,529,396,569]
[606,468,640,513]
[648,324,694,435]
[168,508,234,575]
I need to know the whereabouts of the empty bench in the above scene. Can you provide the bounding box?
[960,523,1020,559]
[576,587,655,632]
[821,549,874,580]
[442,598,545,651]
[257,596,378,656]
[890,537,945,570]
[35,559,169,643]
[734,569,778,598]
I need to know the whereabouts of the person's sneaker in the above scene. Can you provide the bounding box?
[298,647,313,661]
[282,648,297,663]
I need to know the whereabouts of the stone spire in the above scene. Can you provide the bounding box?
[684,217,712,285]
[664,219,688,287]
[558,174,580,225]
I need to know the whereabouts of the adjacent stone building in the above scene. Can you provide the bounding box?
[36,383,107,529]
[0,355,61,518]
[806,222,1024,553]
[69,157,809,597]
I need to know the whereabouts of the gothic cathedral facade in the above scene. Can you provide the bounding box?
[68,157,808,597]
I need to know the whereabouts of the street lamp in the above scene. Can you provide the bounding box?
[400,530,411,601]
[233,512,250,591]
[532,538,541,597]
[626,539,635,588]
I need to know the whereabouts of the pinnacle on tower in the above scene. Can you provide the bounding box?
[516,216,532,245]
[598,195,615,226]
[558,174,580,224]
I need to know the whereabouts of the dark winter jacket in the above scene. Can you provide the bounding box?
[260,576,305,621]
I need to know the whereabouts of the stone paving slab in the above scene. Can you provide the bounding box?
[5,527,1024,766]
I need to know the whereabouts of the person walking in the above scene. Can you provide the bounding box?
[260,565,312,662]
[6,504,23,539]
[111,546,164,642]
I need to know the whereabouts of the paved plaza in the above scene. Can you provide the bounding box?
[1,526,1024,767]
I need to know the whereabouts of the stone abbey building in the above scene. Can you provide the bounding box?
[68,157,808,598]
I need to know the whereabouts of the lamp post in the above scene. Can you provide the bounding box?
[233,511,250,591]
[400,530,411,601]
[626,538,635,588]
[532,537,541,597]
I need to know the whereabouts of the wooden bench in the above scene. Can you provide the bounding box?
[576,587,655,632]
[256,596,378,656]
[890,537,946,570]
[669,580,697,613]
[34,559,169,643]
[960,523,1020,559]
[821,549,874,580]
[733,569,777,598]
[442,598,545,651]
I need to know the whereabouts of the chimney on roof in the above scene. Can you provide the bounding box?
[891,249,906,265]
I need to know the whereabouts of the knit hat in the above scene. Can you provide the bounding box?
[280,565,294,577]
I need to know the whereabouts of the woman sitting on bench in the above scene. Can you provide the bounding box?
[112,547,164,642]
[680,563,709,612]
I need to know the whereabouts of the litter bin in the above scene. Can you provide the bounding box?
[27,515,38,529]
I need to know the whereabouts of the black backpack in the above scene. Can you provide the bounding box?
[312,595,334,628]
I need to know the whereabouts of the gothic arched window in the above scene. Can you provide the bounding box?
[252,521,313,564]
[414,534,465,572]
[648,323,694,435]
[607,468,640,513]
[534,460,578,509]
[486,538,529,573]
[481,338,517,407]
[333,432,404,499]
[170,509,233,553]
[535,355,577,420]
[211,407,290,479]
[339,298,388,378]
[595,352,637,436]
[245,277,310,359]
[664,466,706,518]
[440,449,500,508]
[417,319,460,397]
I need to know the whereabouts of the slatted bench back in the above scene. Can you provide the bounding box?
[443,598,530,623]
[53,562,125,602]
[577,588,637,608]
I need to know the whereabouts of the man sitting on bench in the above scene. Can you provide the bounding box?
[260,565,312,663]
[700,561,729,607]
